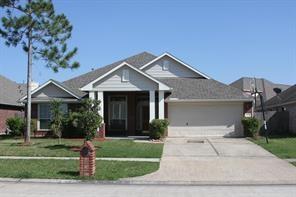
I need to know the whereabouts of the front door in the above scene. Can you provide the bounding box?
[108,96,127,136]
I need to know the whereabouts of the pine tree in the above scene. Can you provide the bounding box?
[0,0,79,144]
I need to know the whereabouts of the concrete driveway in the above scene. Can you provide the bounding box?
[130,137,296,184]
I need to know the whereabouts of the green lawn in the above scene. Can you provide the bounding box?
[0,137,163,158]
[251,136,296,159]
[292,162,296,167]
[0,159,159,180]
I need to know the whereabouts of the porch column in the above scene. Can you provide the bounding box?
[97,91,104,122]
[158,90,164,119]
[89,91,95,100]
[149,90,155,122]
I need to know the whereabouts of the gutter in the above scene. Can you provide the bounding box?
[265,100,296,109]
[166,98,253,103]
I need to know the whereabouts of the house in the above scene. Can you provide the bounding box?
[0,75,26,133]
[264,84,296,134]
[20,52,252,137]
[230,77,290,116]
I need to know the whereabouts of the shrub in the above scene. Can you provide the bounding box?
[242,117,260,138]
[62,112,84,138]
[149,119,169,139]
[6,117,25,136]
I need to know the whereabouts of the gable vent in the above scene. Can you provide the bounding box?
[163,60,170,71]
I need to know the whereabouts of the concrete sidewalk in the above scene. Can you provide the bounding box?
[0,156,160,162]
[127,137,296,184]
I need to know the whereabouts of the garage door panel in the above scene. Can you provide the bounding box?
[168,102,243,137]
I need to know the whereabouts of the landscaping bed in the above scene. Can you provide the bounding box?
[0,159,159,180]
[0,137,163,158]
[251,136,296,159]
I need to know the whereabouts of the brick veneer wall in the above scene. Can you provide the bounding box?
[0,104,24,133]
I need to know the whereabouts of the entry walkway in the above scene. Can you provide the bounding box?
[128,137,296,184]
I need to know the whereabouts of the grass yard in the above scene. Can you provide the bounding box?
[292,162,296,167]
[0,137,163,158]
[0,159,159,180]
[251,136,296,159]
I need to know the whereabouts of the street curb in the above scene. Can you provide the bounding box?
[1,177,296,186]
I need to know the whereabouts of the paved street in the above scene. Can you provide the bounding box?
[0,181,296,197]
[130,137,296,184]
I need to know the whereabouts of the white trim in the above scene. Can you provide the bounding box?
[166,98,253,103]
[140,52,211,79]
[80,62,171,91]
[20,80,80,101]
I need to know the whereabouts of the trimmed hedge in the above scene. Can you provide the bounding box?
[149,119,169,139]
[242,117,260,138]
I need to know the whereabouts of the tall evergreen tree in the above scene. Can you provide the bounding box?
[0,0,79,144]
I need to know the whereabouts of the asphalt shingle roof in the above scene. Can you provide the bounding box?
[0,75,26,106]
[63,52,157,90]
[265,84,296,107]
[158,78,251,100]
[230,77,290,101]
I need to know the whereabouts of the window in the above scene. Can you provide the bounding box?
[38,103,68,130]
[122,69,129,82]
[39,103,51,130]
[163,60,170,71]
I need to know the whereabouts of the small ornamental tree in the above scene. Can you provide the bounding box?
[78,99,102,141]
[0,0,79,144]
[50,100,63,144]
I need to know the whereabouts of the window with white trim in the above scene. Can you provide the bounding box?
[163,60,170,71]
[122,69,129,82]
[38,103,68,130]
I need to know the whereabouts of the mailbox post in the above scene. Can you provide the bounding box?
[80,141,96,176]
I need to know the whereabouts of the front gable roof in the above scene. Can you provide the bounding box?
[20,79,84,101]
[63,52,157,90]
[140,52,211,79]
[80,62,171,91]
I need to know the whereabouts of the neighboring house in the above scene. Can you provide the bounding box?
[264,85,296,134]
[20,52,252,137]
[0,75,26,133]
[230,77,290,115]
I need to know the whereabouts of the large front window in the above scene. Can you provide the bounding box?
[38,103,68,130]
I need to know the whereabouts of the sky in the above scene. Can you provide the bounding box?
[0,0,295,85]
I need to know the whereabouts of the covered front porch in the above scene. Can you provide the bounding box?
[89,90,166,137]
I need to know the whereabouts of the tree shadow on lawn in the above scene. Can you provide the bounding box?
[58,170,79,177]
[44,144,102,152]
[44,144,81,152]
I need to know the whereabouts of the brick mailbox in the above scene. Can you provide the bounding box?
[80,141,96,177]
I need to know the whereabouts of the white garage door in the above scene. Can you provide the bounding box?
[168,102,243,137]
